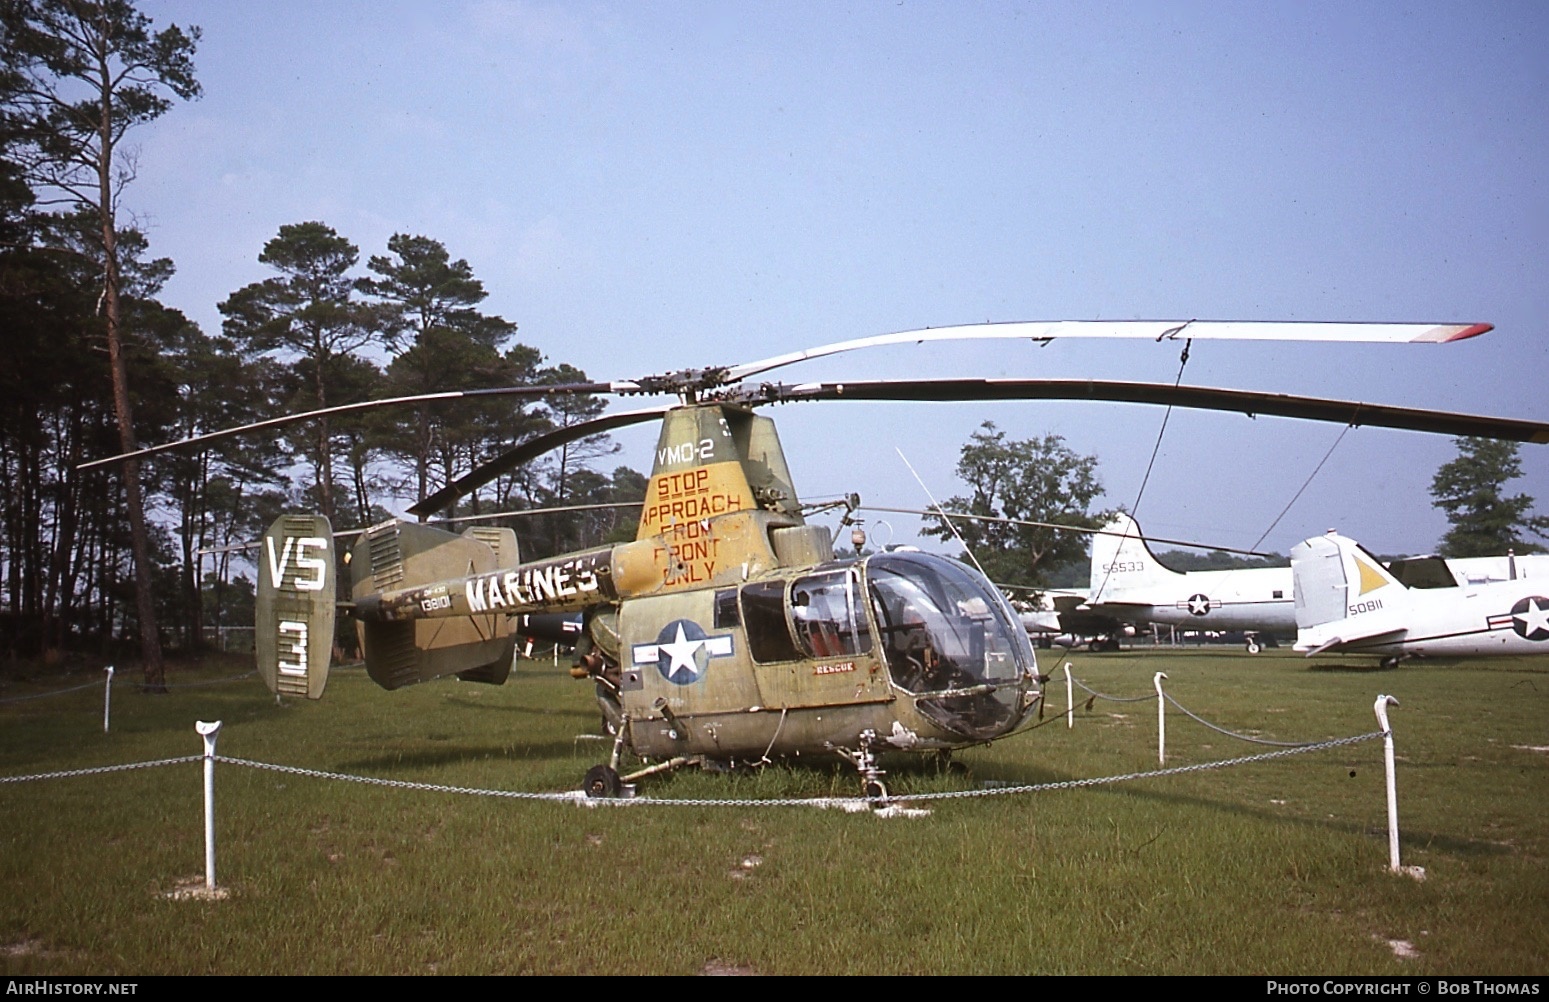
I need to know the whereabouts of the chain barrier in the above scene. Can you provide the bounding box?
[1070,673,1332,748]
[212,730,1381,808]
[889,731,1384,803]
[1070,676,1157,703]
[1161,691,1317,747]
[0,669,257,704]
[0,678,105,703]
[0,755,201,784]
[215,756,585,803]
[2,725,1384,808]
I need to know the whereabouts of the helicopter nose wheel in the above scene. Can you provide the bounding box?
[583,764,623,799]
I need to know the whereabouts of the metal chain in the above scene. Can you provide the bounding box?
[0,669,256,704]
[0,679,105,703]
[1071,675,1337,748]
[888,731,1385,803]
[1161,691,1319,747]
[217,756,586,802]
[214,730,1381,808]
[2,731,1386,808]
[0,755,201,783]
[1071,677,1157,703]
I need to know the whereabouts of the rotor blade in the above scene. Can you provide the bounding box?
[77,380,631,472]
[722,320,1491,384]
[859,506,1278,558]
[748,378,1549,443]
[408,406,671,518]
[195,502,643,557]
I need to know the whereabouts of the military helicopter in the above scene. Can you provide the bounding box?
[96,320,1549,800]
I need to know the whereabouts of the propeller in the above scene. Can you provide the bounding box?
[858,505,1280,558]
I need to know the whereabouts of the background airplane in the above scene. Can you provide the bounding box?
[1083,512,1293,650]
[1069,513,1547,652]
[1292,530,1549,664]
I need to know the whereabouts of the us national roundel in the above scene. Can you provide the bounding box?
[632,619,736,686]
[1509,596,1549,642]
[1186,594,1213,617]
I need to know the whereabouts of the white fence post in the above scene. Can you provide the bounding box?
[1154,671,1168,764]
[1063,662,1074,729]
[196,721,223,891]
[1373,695,1405,874]
[102,665,114,733]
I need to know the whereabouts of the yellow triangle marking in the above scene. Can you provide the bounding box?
[1356,555,1389,595]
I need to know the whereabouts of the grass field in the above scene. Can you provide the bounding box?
[2,646,1546,975]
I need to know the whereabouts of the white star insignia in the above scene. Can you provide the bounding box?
[1513,597,1549,640]
[658,622,706,680]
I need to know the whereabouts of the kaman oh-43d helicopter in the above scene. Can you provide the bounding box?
[94,320,1549,801]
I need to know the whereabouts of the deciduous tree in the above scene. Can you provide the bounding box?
[922,421,1109,587]
[1430,437,1548,557]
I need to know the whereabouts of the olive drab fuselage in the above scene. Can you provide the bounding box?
[611,548,1041,760]
[255,401,1042,767]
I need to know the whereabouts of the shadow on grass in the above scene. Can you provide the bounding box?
[1305,661,1397,673]
[439,693,596,721]
[340,740,591,773]
[1306,657,1549,676]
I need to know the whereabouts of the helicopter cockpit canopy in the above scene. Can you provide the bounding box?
[864,551,1037,740]
[738,551,1037,740]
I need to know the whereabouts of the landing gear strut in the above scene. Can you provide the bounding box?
[836,729,889,805]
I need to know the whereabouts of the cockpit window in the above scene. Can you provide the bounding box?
[742,567,874,664]
[790,568,872,658]
[742,580,799,663]
[865,552,1036,738]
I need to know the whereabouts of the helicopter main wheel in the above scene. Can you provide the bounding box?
[583,764,623,799]
[1246,638,1262,654]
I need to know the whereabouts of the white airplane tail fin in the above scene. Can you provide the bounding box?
[1088,511,1185,602]
[1290,530,1409,653]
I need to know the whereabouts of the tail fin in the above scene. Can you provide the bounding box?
[256,515,337,699]
[349,520,518,690]
[1088,511,1184,602]
[1290,530,1407,652]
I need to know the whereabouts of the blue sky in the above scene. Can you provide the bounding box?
[129,0,1548,556]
